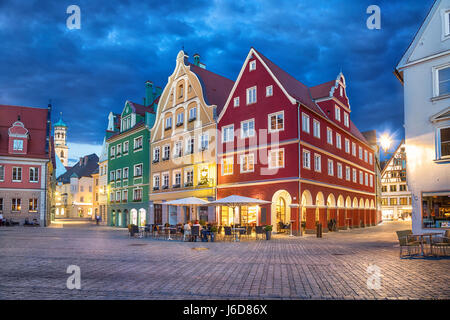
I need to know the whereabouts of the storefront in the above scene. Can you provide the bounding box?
[219,206,258,226]
[422,193,450,229]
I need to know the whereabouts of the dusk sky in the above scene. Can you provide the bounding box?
[0,0,434,164]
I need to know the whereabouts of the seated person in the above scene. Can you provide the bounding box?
[183,221,192,241]
[192,220,202,242]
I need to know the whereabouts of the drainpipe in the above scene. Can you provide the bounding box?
[297,102,303,236]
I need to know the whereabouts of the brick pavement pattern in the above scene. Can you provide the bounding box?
[0,220,448,300]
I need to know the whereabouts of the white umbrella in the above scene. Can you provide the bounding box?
[164,197,209,222]
[208,195,271,241]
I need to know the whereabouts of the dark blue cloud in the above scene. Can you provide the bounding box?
[0,0,434,153]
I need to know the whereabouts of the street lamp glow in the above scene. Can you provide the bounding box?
[379,133,392,152]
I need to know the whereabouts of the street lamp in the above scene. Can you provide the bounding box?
[379,133,392,153]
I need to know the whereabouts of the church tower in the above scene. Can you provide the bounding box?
[54,113,69,166]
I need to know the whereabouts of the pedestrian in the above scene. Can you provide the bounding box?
[0,212,3,226]
[96,215,100,225]
[183,220,192,241]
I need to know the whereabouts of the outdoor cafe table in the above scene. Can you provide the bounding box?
[162,227,177,240]
[412,233,436,256]
[232,227,246,242]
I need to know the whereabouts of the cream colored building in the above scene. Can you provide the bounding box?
[149,51,233,225]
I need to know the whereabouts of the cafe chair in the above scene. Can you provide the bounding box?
[431,230,450,256]
[255,226,265,240]
[223,226,233,242]
[396,230,421,258]
[191,226,200,242]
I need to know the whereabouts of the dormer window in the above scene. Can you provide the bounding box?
[249,60,256,71]
[13,140,23,151]
[8,120,29,154]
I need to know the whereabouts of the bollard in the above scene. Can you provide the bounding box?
[316,223,322,238]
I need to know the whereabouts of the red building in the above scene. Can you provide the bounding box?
[217,48,377,234]
[0,105,52,225]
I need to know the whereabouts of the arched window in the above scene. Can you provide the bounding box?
[276,197,286,224]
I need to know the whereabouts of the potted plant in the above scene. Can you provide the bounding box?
[210,225,218,242]
[264,225,272,240]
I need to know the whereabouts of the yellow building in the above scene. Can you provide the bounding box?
[149,51,233,225]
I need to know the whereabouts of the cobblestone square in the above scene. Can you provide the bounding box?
[0,221,448,300]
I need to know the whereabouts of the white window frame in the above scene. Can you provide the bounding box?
[327,127,333,145]
[246,86,257,105]
[162,172,169,188]
[165,116,172,129]
[337,163,343,179]
[313,119,320,138]
[123,167,129,179]
[336,133,342,149]
[359,146,363,159]
[123,141,129,154]
[352,168,357,183]
[314,153,321,172]
[110,146,116,158]
[222,124,234,143]
[359,171,363,184]
[29,167,39,183]
[153,174,160,188]
[266,85,273,97]
[249,60,256,71]
[222,157,234,176]
[365,172,369,186]
[234,97,240,107]
[134,136,143,151]
[364,150,368,162]
[302,113,310,133]
[153,147,160,162]
[13,139,23,151]
[176,112,184,126]
[442,9,450,40]
[352,142,356,156]
[433,63,450,97]
[268,111,284,133]
[0,165,4,181]
[188,107,197,121]
[335,105,341,121]
[241,119,255,138]
[12,167,22,182]
[163,144,170,160]
[302,149,311,169]
[240,154,255,173]
[370,175,374,187]
[200,133,209,151]
[344,112,349,127]
[133,163,143,177]
[345,166,351,181]
[436,126,450,159]
[269,148,285,169]
[345,138,350,153]
[327,159,334,176]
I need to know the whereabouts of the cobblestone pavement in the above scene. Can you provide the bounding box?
[0,220,448,300]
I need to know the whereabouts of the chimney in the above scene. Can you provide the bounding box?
[145,80,153,107]
[79,157,83,166]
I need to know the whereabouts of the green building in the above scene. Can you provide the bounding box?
[106,81,161,227]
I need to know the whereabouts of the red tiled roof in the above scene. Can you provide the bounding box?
[349,120,369,144]
[0,105,49,159]
[188,63,234,115]
[252,48,325,116]
[128,101,156,116]
[310,80,335,99]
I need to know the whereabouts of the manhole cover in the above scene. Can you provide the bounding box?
[129,243,147,247]
[192,247,209,251]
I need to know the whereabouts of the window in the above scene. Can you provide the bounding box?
[133,188,143,201]
[222,157,233,175]
[369,153,373,165]
[364,150,368,162]
[352,142,356,156]
[173,172,181,187]
[269,149,285,169]
[178,84,184,98]
[335,105,341,121]
[313,120,320,138]
[399,184,407,191]
[186,137,194,154]
[153,147,160,162]
[365,172,369,186]
[13,139,23,151]
[390,198,398,206]
[117,144,122,156]
[240,154,255,173]
[390,185,397,192]
[241,119,255,138]
[123,141,129,154]
[382,186,387,192]
[345,166,351,181]
[435,65,450,96]
[421,195,450,228]
[381,198,388,205]
[0,198,3,212]
[134,164,143,177]
[340,86,343,97]
[163,145,170,160]
[344,112,349,127]
[249,60,256,71]
[110,171,115,181]
[29,198,38,212]
[116,169,121,180]
[246,86,257,105]
[12,167,22,182]
[444,10,450,37]
[266,85,273,97]
[12,198,21,211]
[234,97,240,107]
[174,141,182,157]
[200,134,209,151]
[134,136,143,150]
[359,171,363,184]
[176,112,184,126]
[110,192,114,202]
[327,159,334,176]
[165,117,172,130]
[370,175,374,187]
[223,125,234,143]
[302,113,310,133]
[123,167,129,179]
[0,166,3,181]
[302,150,311,169]
[162,173,169,188]
[327,127,333,144]
[438,127,450,159]
[29,167,38,182]
[80,186,84,192]
[122,190,128,202]
[336,133,342,149]
[185,169,194,185]
[153,175,160,189]
[345,138,350,153]
[314,154,321,172]
[110,146,116,158]
[337,163,343,179]
[269,112,284,132]
[188,107,197,121]
[353,168,357,183]
[359,146,363,159]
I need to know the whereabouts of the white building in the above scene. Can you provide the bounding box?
[381,142,412,221]
[396,0,450,234]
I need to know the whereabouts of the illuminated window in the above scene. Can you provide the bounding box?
[222,157,234,175]
[240,154,255,173]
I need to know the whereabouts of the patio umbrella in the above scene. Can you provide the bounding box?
[208,195,272,241]
[164,197,210,222]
